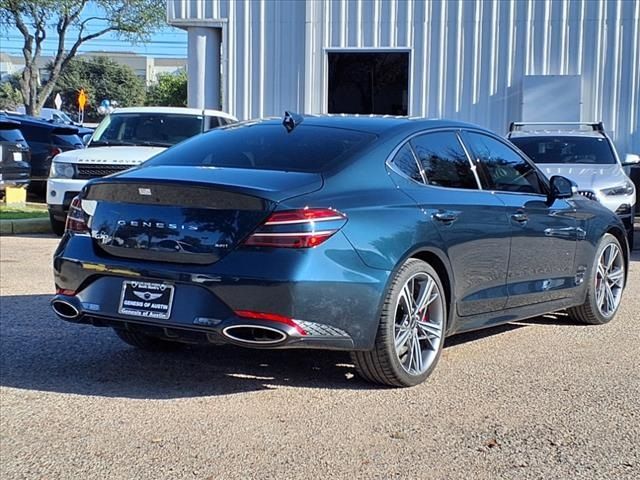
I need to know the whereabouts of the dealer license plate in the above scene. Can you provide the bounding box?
[118,280,174,320]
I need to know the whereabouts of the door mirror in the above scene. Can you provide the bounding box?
[548,175,576,204]
[622,153,640,166]
[82,133,92,145]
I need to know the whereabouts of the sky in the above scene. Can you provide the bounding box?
[0,2,188,59]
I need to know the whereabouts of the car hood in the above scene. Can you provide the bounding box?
[52,146,166,165]
[539,164,630,190]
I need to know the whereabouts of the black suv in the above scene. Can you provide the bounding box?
[0,115,31,192]
[5,113,83,196]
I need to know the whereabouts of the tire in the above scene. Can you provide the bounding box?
[49,213,65,237]
[351,258,447,387]
[113,328,183,351]
[568,233,625,325]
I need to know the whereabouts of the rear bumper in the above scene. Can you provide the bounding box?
[52,233,390,350]
[51,293,355,350]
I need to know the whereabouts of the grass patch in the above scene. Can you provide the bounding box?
[0,205,49,220]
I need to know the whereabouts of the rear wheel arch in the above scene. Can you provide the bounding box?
[409,250,454,327]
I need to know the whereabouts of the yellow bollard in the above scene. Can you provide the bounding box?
[4,186,27,207]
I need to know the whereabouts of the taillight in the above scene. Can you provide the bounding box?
[65,196,89,234]
[50,147,62,159]
[234,310,307,335]
[243,207,347,248]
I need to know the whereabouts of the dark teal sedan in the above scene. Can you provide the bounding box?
[51,115,630,387]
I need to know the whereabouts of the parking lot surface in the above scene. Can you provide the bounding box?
[1,234,639,479]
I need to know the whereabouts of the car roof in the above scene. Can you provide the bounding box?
[233,114,480,136]
[3,113,80,134]
[111,106,236,120]
[3,113,61,127]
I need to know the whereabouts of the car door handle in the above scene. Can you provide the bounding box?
[432,211,459,223]
[511,212,528,224]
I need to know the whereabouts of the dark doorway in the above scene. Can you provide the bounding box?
[327,52,409,115]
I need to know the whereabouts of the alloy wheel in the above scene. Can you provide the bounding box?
[394,272,445,376]
[595,243,624,317]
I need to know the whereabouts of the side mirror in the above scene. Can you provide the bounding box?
[82,133,92,145]
[548,175,576,204]
[622,153,640,167]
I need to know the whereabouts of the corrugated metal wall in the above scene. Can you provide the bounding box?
[168,0,640,154]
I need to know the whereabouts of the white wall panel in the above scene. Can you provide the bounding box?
[168,0,640,154]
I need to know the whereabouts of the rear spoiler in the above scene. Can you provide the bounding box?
[50,125,80,135]
[0,117,21,129]
[508,121,605,133]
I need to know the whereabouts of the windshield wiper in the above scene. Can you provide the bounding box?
[90,139,137,147]
[136,141,173,148]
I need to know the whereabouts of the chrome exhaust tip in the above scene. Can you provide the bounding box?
[222,324,288,345]
[51,298,81,320]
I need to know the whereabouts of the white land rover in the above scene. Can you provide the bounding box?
[47,107,236,235]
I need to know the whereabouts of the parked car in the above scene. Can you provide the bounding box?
[4,113,83,197]
[51,115,630,387]
[14,106,94,137]
[0,115,31,192]
[507,122,638,246]
[47,107,237,235]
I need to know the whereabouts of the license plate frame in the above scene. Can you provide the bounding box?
[118,280,174,320]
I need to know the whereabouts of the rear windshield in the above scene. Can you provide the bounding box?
[145,124,377,173]
[91,113,204,148]
[0,128,25,143]
[510,136,616,165]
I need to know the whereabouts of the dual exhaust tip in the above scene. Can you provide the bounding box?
[51,299,81,320]
[51,296,290,345]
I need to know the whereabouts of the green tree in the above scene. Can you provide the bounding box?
[0,0,165,115]
[0,81,23,110]
[146,70,187,107]
[49,56,145,118]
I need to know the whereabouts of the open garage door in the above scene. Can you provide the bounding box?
[327,52,409,116]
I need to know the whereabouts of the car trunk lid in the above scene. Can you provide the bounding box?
[83,166,322,264]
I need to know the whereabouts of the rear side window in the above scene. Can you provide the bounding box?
[510,136,616,165]
[146,124,377,173]
[465,132,544,194]
[0,128,25,142]
[410,132,478,189]
[391,143,423,182]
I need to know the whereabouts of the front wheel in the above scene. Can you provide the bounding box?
[568,233,625,325]
[351,259,447,387]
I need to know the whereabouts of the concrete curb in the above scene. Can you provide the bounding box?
[0,217,52,235]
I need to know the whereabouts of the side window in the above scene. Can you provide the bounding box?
[465,132,544,194]
[410,131,478,189]
[392,143,423,183]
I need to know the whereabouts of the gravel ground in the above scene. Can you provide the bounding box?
[1,234,638,480]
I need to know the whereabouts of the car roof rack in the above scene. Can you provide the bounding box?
[508,121,605,133]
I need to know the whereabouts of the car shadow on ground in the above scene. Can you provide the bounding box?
[0,290,631,399]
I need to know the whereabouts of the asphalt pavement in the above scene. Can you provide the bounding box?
[1,234,638,479]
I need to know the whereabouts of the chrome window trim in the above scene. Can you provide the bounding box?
[461,129,550,197]
[385,128,483,191]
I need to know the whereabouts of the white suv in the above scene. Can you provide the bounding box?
[508,122,639,247]
[47,106,236,235]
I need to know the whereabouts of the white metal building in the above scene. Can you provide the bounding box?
[167,0,640,155]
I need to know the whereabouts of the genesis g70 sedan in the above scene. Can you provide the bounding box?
[51,115,630,387]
